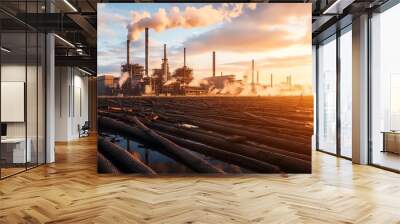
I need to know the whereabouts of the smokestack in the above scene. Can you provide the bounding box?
[127,39,130,65]
[184,48,186,67]
[213,51,216,77]
[163,44,168,81]
[163,44,167,60]
[145,27,149,77]
[183,48,186,87]
[251,59,254,84]
[270,73,273,87]
[257,71,259,84]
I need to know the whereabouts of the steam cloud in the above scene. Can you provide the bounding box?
[209,81,312,96]
[119,72,130,87]
[127,3,257,40]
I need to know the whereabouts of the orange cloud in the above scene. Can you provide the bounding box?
[182,4,311,54]
[221,55,311,70]
[126,4,257,40]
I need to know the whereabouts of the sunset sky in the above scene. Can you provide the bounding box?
[98,3,312,85]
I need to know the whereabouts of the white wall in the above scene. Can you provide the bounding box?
[1,63,46,164]
[1,65,42,138]
[55,67,89,141]
[55,66,69,141]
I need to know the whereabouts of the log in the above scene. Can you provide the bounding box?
[98,137,156,175]
[151,118,311,159]
[98,116,224,174]
[167,114,311,155]
[100,113,282,173]
[131,116,225,174]
[98,152,120,174]
[99,111,310,161]
[158,131,281,173]
[101,107,311,142]
[140,119,311,173]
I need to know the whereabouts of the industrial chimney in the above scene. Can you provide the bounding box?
[213,51,216,77]
[287,75,292,86]
[127,39,130,65]
[145,27,149,77]
[162,44,169,81]
[270,73,273,87]
[184,48,186,68]
[251,59,254,84]
[183,47,186,87]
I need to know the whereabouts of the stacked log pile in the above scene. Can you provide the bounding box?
[97,96,313,174]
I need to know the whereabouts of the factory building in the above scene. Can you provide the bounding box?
[97,75,115,96]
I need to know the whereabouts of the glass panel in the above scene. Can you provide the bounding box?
[1,31,27,177]
[38,32,45,165]
[371,4,400,171]
[27,31,38,169]
[318,36,337,154]
[339,28,352,158]
[26,0,39,169]
[0,1,46,178]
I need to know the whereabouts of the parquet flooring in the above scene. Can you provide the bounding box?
[1,135,399,223]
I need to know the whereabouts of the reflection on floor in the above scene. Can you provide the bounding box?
[0,163,42,178]
[0,167,25,178]
[373,150,400,171]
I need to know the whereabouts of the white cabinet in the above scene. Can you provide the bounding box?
[1,138,31,163]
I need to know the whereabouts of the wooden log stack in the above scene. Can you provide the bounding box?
[97,96,314,174]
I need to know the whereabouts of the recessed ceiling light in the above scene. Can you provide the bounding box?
[1,47,11,53]
[54,34,75,48]
[63,0,78,12]
[78,67,93,76]
[323,0,355,15]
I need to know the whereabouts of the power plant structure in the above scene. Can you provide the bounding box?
[110,27,299,97]
[204,51,236,90]
[119,38,147,96]
[118,27,175,96]
[117,27,222,96]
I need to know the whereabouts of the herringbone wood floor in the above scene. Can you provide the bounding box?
[1,135,399,224]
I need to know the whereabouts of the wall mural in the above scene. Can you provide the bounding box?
[97,3,313,175]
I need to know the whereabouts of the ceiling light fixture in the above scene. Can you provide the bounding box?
[63,0,78,12]
[54,34,75,48]
[1,47,11,53]
[78,67,93,76]
[322,0,355,15]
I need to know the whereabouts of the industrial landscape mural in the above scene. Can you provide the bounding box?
[97,3,313,175]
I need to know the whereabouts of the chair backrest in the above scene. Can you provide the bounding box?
[82,121,90,129]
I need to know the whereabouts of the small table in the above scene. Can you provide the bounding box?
[381,131,400,154]
[1,138,31,164]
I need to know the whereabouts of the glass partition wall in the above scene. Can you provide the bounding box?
[316,26,352,159]
[0,2,46,179]
[317,35,337,154]
[370,3,400,171]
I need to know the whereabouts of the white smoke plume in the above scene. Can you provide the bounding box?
[213,81,312,96]
[188,76,209,87]
[189,77,312,96]
[119,72,130,87]
[163,78,177,86]
[127,4,257,40]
